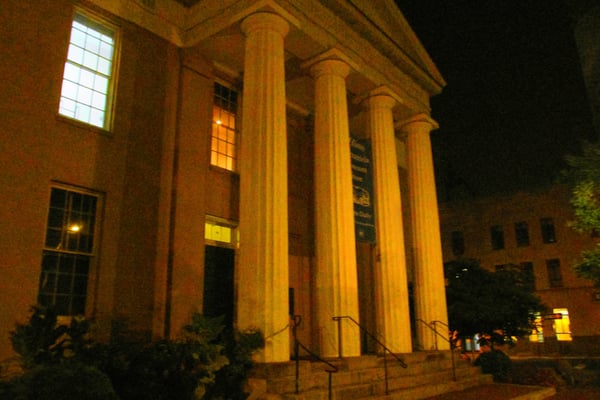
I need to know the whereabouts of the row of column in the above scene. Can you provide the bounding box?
[236,11,448,363]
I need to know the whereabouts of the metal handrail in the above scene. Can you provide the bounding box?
[292,315,337,400]
[415,319,457,381]
[332,315,407,395]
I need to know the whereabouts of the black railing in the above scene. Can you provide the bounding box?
[292,315,338,400]
[332,315,407,395]
[415,319,457,381]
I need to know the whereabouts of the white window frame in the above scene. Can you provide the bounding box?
[38,184,102,316]
[58,9,119,130]
[211,82,239,172]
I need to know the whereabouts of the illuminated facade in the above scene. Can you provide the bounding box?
[438,185,600,354]
[0,0,449,364]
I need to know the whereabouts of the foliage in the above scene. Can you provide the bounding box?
[563,140,600,286]
[444,259,547,342]
[2,306,264,400]
[9,305,92,370]
[204,326,265,400]
[473,349,512,382]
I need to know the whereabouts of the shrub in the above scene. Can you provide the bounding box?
[2,306,264,400]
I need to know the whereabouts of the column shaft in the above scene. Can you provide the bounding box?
[366,94,412,353]
[402,116,449,351]
[311,59,360,358]
[237,12,290,362]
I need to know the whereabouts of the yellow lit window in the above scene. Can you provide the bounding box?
[553,308,572,341]
[211,83,238,171]
[59,12,117,129]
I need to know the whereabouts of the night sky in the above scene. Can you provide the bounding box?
[395,0,596,199]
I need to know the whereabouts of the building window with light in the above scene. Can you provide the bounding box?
[211,83,238,171]
[59,11,118,129]
[515,221,530,247]
[540,217,556,244]
[546,258,563,288]
[38,187,100,315]
[490,225,505,250]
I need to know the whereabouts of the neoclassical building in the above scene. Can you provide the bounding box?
[0,0,449,363]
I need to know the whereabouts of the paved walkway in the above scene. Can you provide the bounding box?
[424,383,556,400]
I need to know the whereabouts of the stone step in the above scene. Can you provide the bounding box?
[250,352,493,400]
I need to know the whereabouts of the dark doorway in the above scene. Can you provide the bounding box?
[203,245,235,329]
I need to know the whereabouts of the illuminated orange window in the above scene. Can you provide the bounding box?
[211,83,238,171]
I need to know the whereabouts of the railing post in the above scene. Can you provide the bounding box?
[336,317,343,358]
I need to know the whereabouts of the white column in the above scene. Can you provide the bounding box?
[400,114,449,351]
[309,57,361,358]
[237,12,290,362]
[364,90,412,353]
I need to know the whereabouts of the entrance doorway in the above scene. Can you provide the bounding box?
[203,245,235,329]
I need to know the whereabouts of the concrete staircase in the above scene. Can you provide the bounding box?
[247,351,493,399]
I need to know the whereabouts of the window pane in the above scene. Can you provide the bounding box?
[490,225,504,250]
[541,218,556,243]
[211,83,238,171]
[59,12,115,129]
[39,189,99,315]
[515,221,530,247]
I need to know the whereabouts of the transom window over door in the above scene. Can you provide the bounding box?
[38,187,100,315]
[59,11,118,129]
[211,83,238,171]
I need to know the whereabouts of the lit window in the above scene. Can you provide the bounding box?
[546,258,563,288]
[59,12,117,129]
[515,221,530,247]
[529,312,544,343]
[38,187,100,315]
[553,308,572,341]
[211,83,238,171]
[490,225,504,250]
[540,218,556,244]
[205,219,238,247]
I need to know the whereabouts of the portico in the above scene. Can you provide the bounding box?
[96,0,450,362]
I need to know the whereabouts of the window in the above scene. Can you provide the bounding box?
[529,312,544,343]
[540,218,556,243]
[38,187,100,315]
[451,230,465,256]
[515,221,530,247]
[211,83,238,171]
[546,258,563,288]
[519,261,535,291]
[553,308,572,341]
[59,12,117,129]
[490,225,504,250]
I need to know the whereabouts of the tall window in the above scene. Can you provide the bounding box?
[38,187,100,315]
[450,230,465,256]
[546,258,563,288]
[540,217,556,243]
[211,83,238,171]
[520,261,535,291]
[515,221,530,247]
[553,308,572,341]
[59,12,117,129]
[490,225,504,250]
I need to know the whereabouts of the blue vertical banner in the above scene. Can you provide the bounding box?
[350,136,376,242]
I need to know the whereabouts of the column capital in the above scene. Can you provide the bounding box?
[241,12,290,37]
[302,48,356,79]
[356,86,402,109]
[396,113,439,132]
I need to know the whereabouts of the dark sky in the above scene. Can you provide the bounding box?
[395,0,596,199]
